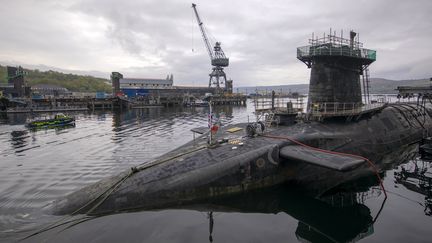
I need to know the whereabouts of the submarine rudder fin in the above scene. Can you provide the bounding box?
[280,145,366,171]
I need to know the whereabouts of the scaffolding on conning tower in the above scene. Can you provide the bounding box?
[297,29,376,71]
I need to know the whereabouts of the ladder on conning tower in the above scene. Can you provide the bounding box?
[362,67,371,104]
[265,112,275,128]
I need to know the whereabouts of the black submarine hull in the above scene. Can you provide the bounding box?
[49,103,432,215]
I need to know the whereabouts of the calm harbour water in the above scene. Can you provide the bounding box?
[0,100,431,242]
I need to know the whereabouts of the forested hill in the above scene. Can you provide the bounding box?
[0,65,111,92]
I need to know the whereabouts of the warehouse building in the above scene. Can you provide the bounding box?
[112,73,174,97]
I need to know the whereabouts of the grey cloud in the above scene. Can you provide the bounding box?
[0,0,431,86]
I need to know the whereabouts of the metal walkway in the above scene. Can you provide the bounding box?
[309,102,387,119]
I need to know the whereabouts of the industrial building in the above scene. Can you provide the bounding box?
[111,72,212,97]
[31,84,72,98]
[119,75,174,97]
[111,73,175,98]
[110,71,242,106]
[0,66,31,98]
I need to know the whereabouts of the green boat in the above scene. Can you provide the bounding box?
[27,113,75,129]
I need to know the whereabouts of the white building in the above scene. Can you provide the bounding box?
[119,74,174,90]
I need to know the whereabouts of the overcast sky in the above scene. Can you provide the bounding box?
[0,0,431,86]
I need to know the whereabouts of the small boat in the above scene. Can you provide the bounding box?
[26,113,75,129]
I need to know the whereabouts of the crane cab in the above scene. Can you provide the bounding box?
[211,58,229,67]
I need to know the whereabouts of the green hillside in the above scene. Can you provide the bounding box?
[0,65,111,93]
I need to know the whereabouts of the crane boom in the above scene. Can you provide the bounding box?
[192,3,214,60]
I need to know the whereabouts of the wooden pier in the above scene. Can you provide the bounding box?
[1,93,247,113]
[211,94,247,106]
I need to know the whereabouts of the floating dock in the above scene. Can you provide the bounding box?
[1,106,88,113]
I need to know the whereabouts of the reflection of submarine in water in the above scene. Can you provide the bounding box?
[49,31,432,216]
[395,158,432,216]
[196,186,375,243]
[30,180,384,243]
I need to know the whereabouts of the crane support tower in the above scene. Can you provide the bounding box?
[192,3,229,90]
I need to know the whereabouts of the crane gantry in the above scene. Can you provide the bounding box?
[192,3,229,90]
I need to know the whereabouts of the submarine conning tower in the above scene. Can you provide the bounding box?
[297,30,376,112]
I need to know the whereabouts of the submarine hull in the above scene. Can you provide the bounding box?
[49,103,432,215]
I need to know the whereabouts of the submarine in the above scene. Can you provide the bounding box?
[27,145,419,243]
[49,30,432,216]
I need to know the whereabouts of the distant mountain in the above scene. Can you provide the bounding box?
[236,78,431,95]
[0,65,111,92]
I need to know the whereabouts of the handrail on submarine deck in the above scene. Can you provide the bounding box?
[309,102,387,117]
[253,97,305,113]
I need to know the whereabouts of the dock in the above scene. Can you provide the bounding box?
[210,94,247,106]
[3,107,88,113]
[1,93,247,113]
[396,85,432,97]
